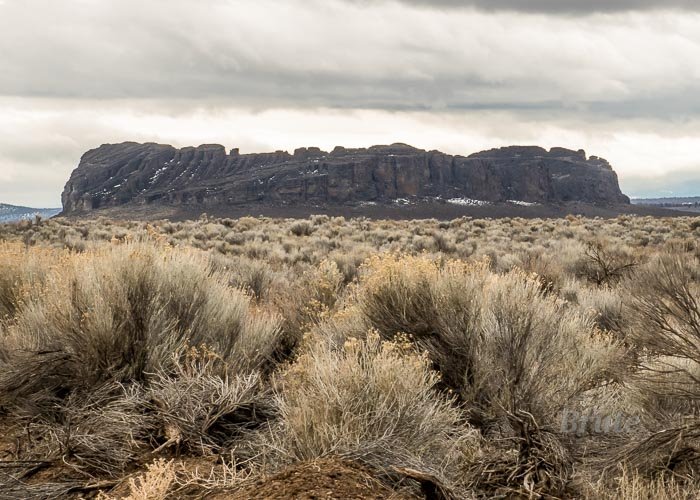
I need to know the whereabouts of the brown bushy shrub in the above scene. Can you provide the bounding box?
[0,242,283,453]
[349,254,621,496]
[577,242,638,286]
[0,243,56,322]
[357,255,487,395]
[356,255,618,429]
[289,220,314,237]
[258,332,479,496]
[149,351,275,456]
[618,254,700,476]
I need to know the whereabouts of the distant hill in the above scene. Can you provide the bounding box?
[631,196,700,205]
[632,197,700,213]
[60,142,631,219]
[0,204,61,223]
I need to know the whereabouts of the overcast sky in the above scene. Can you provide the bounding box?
[1,0,699,206]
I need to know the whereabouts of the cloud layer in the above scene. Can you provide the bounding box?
[0,0,698,205]
[363,0,700,14]
[2,0,699,117]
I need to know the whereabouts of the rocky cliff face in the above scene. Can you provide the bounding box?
[61,142,630,214]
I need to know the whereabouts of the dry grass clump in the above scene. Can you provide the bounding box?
[257,332,478,496]
[289,220,315,237]
[574,283,627,336]
[30,382,153,475]
[0,240,283,476]
[356,255,618,425]
[0,243,58,322]
[269,258,345,358]
[576,242,639,286]
[357,255,488,396]
[0,241,281,410]
[627,254,700,363]
[149,354,274,456]
[105,458,176,500]
[588,466,700,500]
[351,254,619,496]
[613,253,700,477]
[614,472,700,500]
[478,269,618,425]
[208,253,282,302]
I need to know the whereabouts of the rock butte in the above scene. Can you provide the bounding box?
[61,142,630,215]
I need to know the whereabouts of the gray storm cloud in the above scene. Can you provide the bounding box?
[0,0,698,205]
[358,0,700,13]
[0,0,698,119]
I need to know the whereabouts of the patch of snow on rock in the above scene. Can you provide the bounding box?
[150,166,169,183]
[508,200,539,207]
[447,198,490,207]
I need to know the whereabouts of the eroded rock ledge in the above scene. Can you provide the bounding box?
[61,142,630,214]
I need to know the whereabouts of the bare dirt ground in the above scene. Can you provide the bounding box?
[208,458,413,500]
[61,200,689,222]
